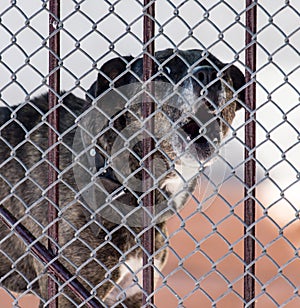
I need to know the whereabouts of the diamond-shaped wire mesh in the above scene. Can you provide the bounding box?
[0,1,299,307]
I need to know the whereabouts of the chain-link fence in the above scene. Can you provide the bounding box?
[0,1,299,307]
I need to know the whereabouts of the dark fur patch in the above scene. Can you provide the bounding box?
[0,49,244,307]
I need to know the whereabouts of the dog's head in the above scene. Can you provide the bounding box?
[86,49,244,163]
[76,49,245,226]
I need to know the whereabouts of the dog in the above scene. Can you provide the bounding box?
[0,49,245,307]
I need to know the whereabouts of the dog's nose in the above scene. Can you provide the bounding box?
[192,66,217,86]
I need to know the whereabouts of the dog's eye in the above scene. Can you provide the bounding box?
[158,66,171,77]
[164,67,171,74]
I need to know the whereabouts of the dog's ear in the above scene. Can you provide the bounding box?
[223,65,245,110]
[86,56,134,103]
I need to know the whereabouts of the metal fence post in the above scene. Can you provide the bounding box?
[142,0,155,306]
[48,1,60,307]
[244,0,257,307]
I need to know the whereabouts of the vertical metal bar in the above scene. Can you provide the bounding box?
[244,0,257,307]
[48,1,60,307]
[142,0,155,307]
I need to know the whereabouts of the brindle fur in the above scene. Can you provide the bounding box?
[0,49,244,307]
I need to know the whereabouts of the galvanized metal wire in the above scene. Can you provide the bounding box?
[0,1,300,307]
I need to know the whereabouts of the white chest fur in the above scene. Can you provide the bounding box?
[103,166,199,305]
[103,256,162,305]
[162,162,199,209]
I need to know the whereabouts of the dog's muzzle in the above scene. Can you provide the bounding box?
[171,65,222,163]
[175,115,220,163]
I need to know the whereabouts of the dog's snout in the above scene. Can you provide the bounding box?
[192,66,217,86]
